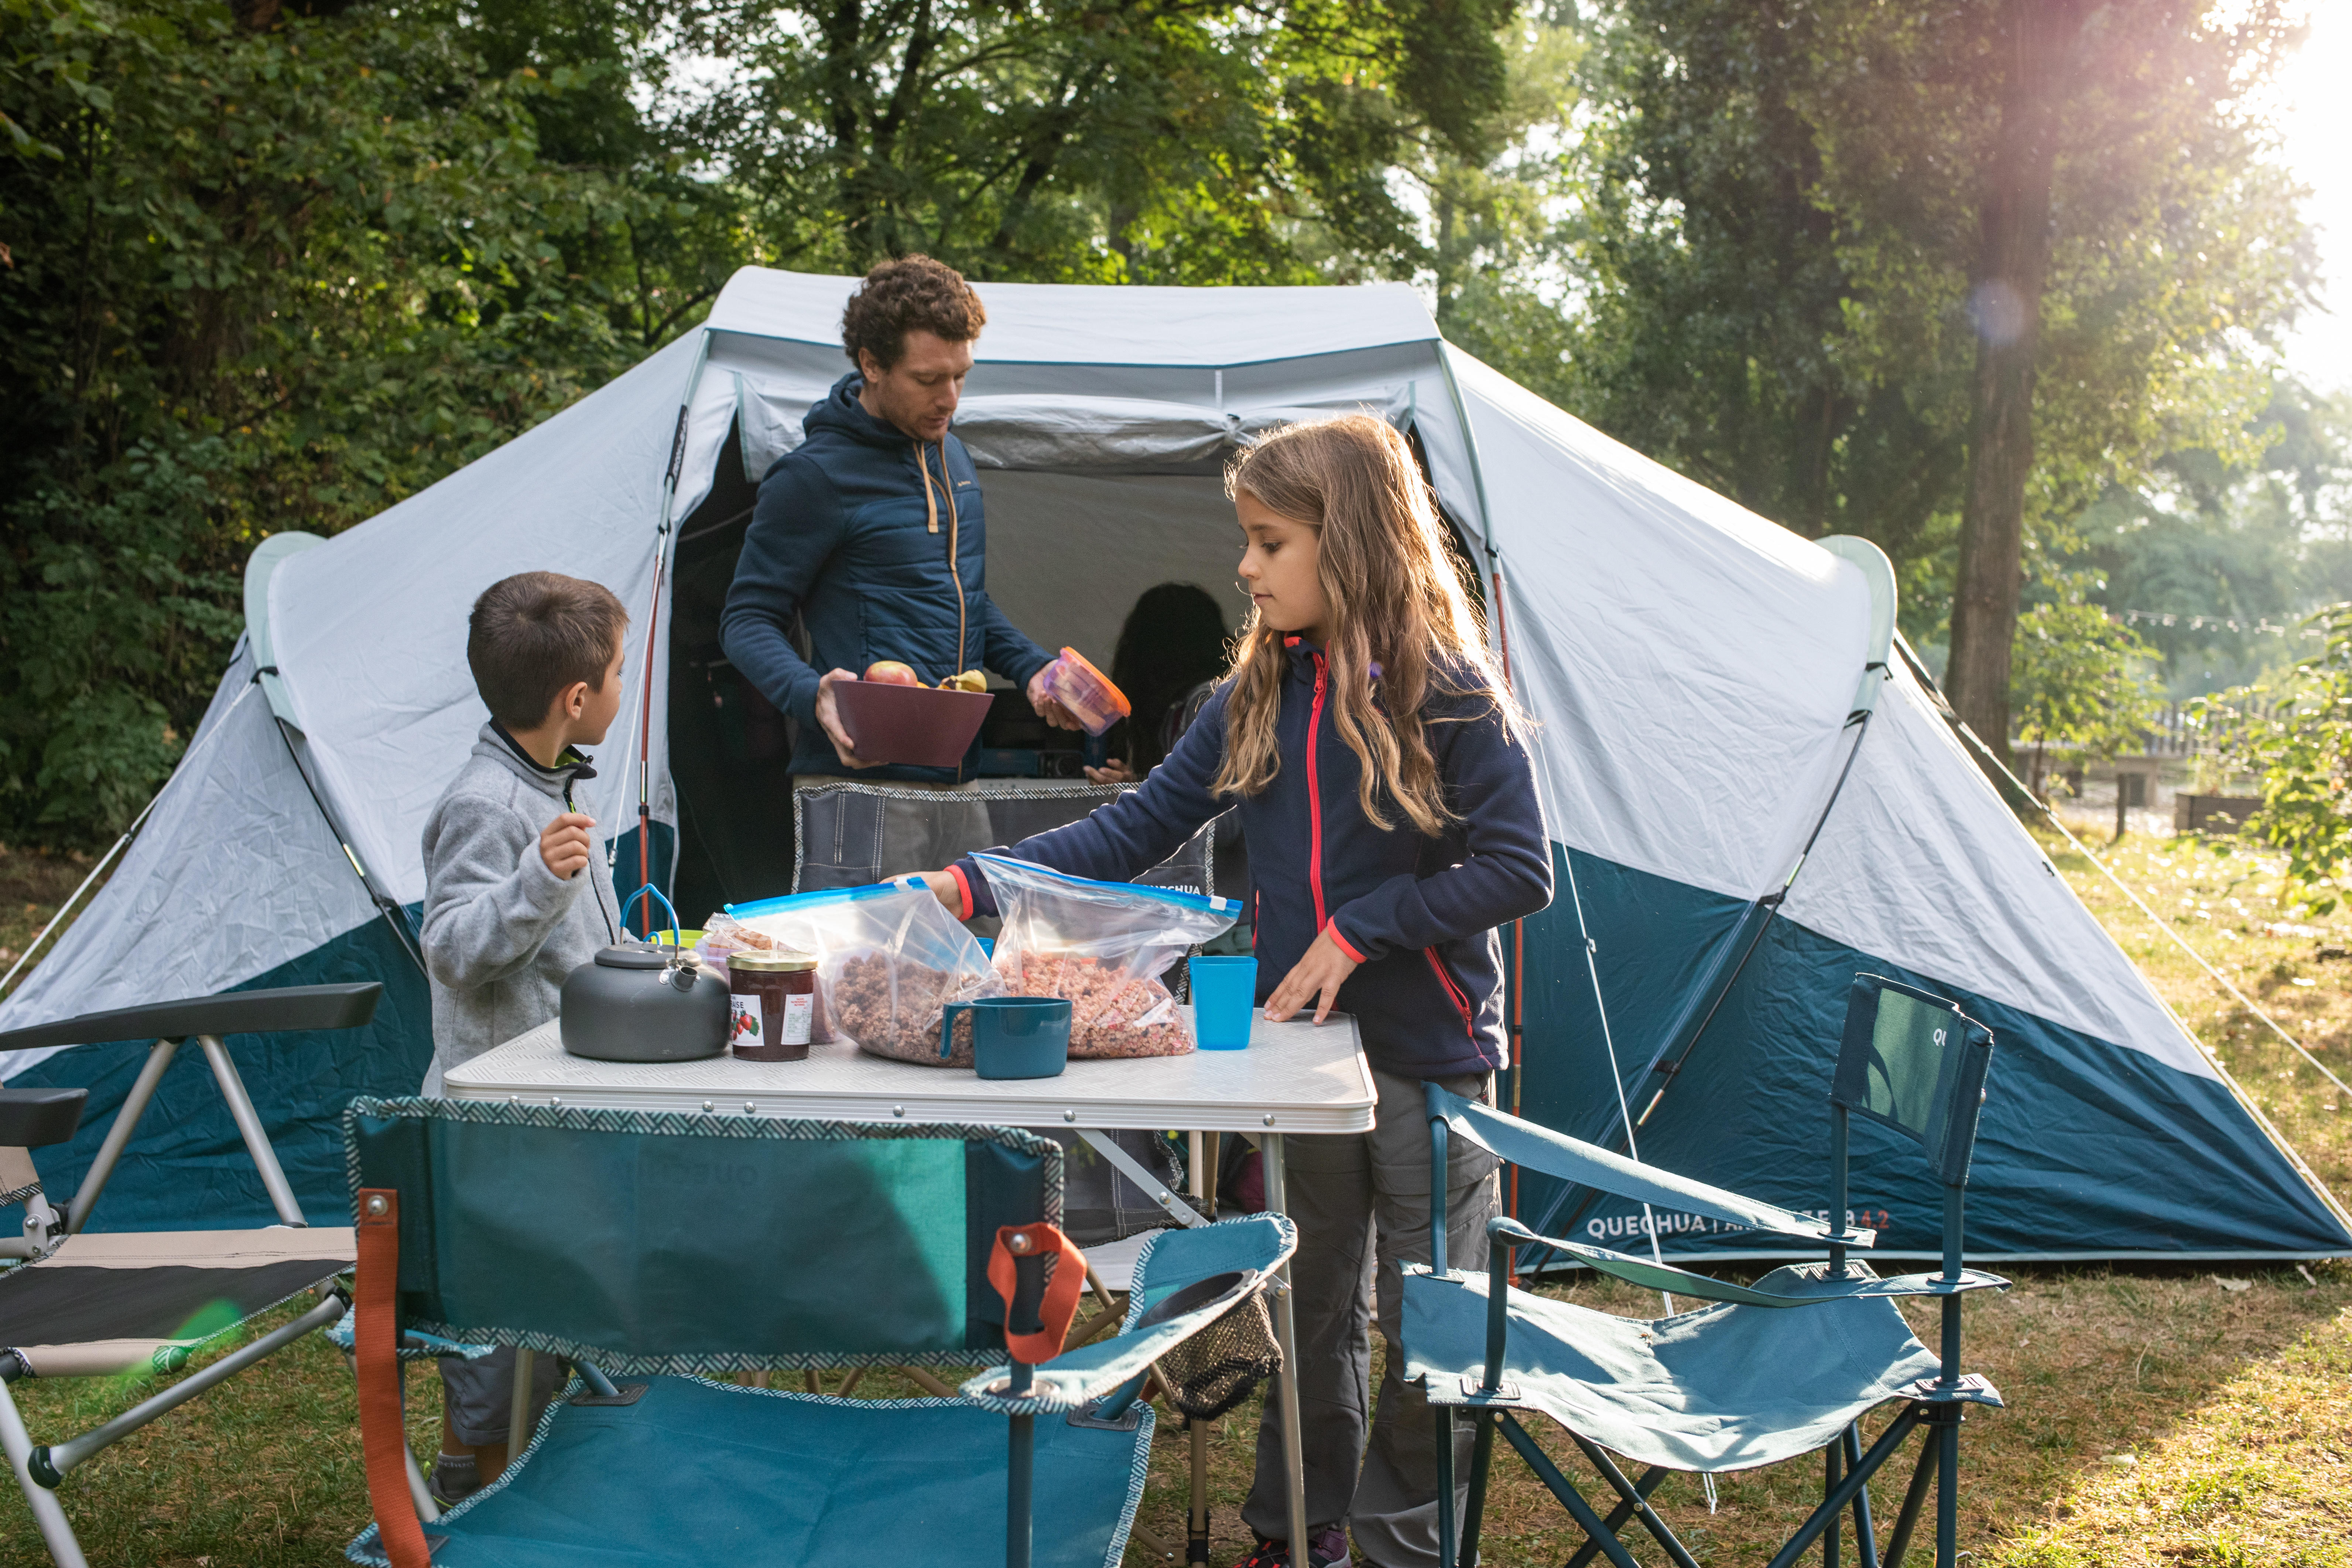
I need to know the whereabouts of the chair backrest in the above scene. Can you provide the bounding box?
[1830,975,1994,1189]
[344,1098,1059,1372]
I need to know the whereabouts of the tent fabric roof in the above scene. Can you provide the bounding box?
[705,268,1439,367]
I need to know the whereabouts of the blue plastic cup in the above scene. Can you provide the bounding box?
[1189,956,1259,1050]
[940,996,1070,1079]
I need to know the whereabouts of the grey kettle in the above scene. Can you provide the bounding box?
[559,944,729,1062]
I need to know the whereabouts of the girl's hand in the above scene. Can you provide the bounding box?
[905,870,962,914]
[1264,927,1359,1025]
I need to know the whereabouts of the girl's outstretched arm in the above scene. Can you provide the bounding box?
[1326,699,1554,959]
[918,688,1232,919]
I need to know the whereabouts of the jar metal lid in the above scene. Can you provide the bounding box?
[729,949,816,973]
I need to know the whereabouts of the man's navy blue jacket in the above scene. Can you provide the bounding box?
[720,373,1055,782]
[951,640,1552,1080]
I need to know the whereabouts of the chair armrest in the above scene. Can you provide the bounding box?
[1428,1083,1874,1250]
[0,983,382,1054]
[959,1269,1266,1414]
[1487,1217,2004,1309]
[961,1214,1298,1415]
[0,1089,86,1150]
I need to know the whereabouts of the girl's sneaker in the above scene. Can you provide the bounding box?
[1231,1529,1351,1568]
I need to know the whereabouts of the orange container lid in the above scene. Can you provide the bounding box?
[1056,648,1131,718]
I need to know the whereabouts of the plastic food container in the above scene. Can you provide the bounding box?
[1039,648,1131,737]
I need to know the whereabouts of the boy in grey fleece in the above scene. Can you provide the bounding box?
[417,570,630,1502]
[419,724,623,1078]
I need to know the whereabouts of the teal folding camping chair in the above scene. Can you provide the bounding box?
[343,1096,1295,1568]
[1404,973,2006,1568]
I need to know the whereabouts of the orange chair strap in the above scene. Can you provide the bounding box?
[987,1223,1088,1365]
[356,1189,432,1568]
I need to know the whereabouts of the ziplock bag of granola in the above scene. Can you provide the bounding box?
[730,883,1002,1064]
[970,852,1239,1058]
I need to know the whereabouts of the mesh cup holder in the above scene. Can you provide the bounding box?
[1139,1269,1283,1424]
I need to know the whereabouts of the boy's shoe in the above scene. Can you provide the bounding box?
[1230,1529,1350,1568]
[429,1452,482,1507]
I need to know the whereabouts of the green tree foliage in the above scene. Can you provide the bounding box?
[0,0,1518,846]
[2009,593,2163,796]
[0,0,722,839]
[1490,0,2311,678]
[2195,603,2352,914]
[675,0,1515,281]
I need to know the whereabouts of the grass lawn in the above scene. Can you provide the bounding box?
[0,824,2349,1565]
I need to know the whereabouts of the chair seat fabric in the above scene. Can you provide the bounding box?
[0,1226,353,1376]
[346,1375,1153,1568]
[1402,1266,1940,1474]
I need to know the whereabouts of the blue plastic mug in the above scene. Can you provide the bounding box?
[1189,956,1259,1050]
[940,996,1071,1079]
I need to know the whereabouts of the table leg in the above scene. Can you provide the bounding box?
[1261,1131,1310,1560]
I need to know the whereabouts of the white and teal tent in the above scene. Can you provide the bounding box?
[2,267,2344,1258]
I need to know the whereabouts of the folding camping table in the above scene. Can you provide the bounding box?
[444,1008,1377,1560]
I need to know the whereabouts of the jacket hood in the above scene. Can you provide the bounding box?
[805,372,921,451]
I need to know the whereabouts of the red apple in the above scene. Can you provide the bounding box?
[864,660,920,686]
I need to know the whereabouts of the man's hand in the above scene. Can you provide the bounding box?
[1026,666,1082,731]
[1083,758,1134,785]
[540,812,595,880]
[815,668,883,769]
[1264,926,1360,1025]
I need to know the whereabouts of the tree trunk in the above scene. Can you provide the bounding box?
[1944,0,2083,775]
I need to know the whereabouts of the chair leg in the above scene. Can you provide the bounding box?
[1843,1423,1879,1568]
[1457,1411,1498,1568]
[1935,1411,1961,1568]
[0,1372,88,1568]
[1188,1418,1212,1565]
[1879,1420,1940,1568]
[1562,1468,1669,1568]
[1824,1439,1841,1568]
[1761,1407,1923,1568]
[1435,1406,1457,1568]
[1495,1414,1641,1568]
[1563,1433,1700,1568]
[1007,1412,1035,1568]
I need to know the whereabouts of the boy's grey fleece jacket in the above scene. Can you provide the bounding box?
[420,724,621,1071]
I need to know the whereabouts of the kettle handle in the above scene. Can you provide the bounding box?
[621,885,682,948]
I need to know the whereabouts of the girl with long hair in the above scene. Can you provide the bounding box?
[921,413,1551,1568]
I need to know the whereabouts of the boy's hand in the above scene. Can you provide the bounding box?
[815,669,883,769]
[1264,927,1360,1026]
[541,812,595,880]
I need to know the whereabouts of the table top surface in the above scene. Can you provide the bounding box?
[445,1008,1377,1133]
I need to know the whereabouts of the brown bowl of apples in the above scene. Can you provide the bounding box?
[831,661,996,768]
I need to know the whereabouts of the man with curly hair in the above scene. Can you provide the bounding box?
[722,256,1075,807]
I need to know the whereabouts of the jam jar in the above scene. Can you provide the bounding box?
[728,949,818,1061]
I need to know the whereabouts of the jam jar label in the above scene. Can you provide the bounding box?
[729,993,764,1052]
[780,992,814,1047]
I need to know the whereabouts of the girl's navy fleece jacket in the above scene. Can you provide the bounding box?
[951,639,1553,1080]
